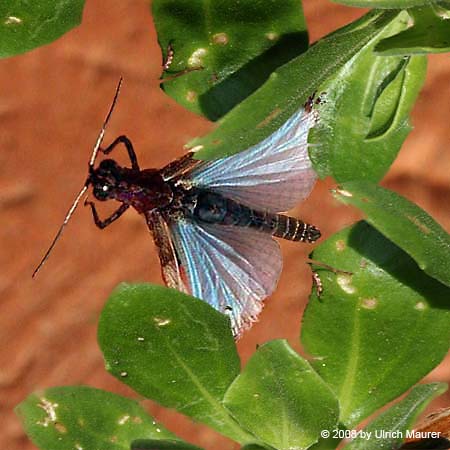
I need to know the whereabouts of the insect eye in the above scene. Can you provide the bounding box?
[93,184,110,201]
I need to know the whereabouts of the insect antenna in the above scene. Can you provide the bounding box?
[32,77,123,277]
[89,76,123,168]
[32,185,88,278]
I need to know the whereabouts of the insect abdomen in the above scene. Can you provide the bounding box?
[243,208,320,243]
[194,190,320,243]
[269,213,320,243]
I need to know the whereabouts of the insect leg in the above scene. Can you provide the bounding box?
[162,42,174,71]
[312,271,324,298]
[101,135,139,170]
[160,41,203,80]
[307,259,352,275]
[84,201,129,229]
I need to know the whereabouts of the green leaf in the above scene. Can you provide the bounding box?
[302,222,450,427]
[330,0,434,7]
[333,181,450,287]
[345,383,447,449]
[98,283,255,444]
[241,446,274,450]
[16,386,174,450]
[224,340,339,450]
[131,439,203,450]
[375,5,450,55]
[0,1,85,58]
[153,0,308,120]
[188,10,399,160]
[309,426,347,450]
[310,12,427,182]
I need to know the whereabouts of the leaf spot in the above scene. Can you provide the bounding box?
[55,423,67,433]
[153,317,171,327]
[256,107,282,129]
[132,416,143,424]
[415,301,427,311]
[118,414,130,425]
[5,16,22,25]
[265,32,279,41]
[188,48,207,67]
[188,144,204,152]
[336,188,353,198]
[406,215,431,234]
[337,274,356,294]
[36,398,58,427]
[361,297,378,309]
[75,444,83,450]
[185,90,197,102]
[212,32,229,45]
[336,239,346,251]
[110,435,118,443]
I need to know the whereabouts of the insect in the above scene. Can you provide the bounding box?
[34,79,321,338]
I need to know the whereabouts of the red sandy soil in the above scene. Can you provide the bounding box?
[1,1,449,449]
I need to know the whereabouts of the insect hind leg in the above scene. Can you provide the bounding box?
[102,135,139,170]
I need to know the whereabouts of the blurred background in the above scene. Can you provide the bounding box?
[1,1,449,449]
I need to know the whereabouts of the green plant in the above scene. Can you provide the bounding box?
[6,0,450,449]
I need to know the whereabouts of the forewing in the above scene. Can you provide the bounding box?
[189,105,318,212]
[145,211,189,293]
[170,220,282,338]
[160,151,202,181]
